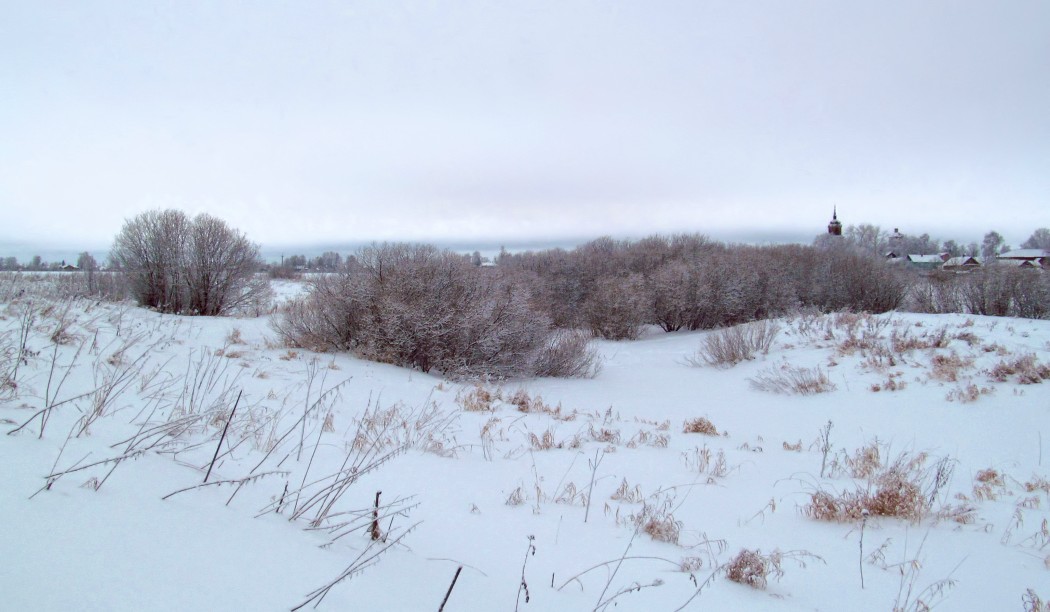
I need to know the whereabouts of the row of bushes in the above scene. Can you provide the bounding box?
[497,237,909,339]
[909,266,1050,319]
[271,237,916,377]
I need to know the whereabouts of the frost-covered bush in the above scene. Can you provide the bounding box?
[582,274,649,340]
[272,243,599,379]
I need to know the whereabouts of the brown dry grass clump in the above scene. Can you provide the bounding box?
[972,468,1008,501]
[749,364,835,395]
[724,549,821,590]
[806,450,948,523]
[725,549,776,589]
[458,385,499,412]
[989,354,1050,384]
[683,417,718,436]
[1024,589,1050,612]
[929,351,974,382]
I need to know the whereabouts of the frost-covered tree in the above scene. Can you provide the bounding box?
[941,240,963,257]
[1021,228,1050,250]
[981,231,1008,259]
[76,251,97,271]
[111,209,262,315]
[845,224,887,255]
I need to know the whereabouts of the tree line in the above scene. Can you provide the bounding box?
[8,208,1048,379]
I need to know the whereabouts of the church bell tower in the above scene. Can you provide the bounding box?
[827,207,843,236]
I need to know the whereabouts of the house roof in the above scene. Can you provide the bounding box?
[998,259,1040,268]
[998,249,1050,260]
[907,254,948,264]
[943,256,980,268]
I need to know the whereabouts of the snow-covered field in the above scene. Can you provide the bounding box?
[2,280,1049,611]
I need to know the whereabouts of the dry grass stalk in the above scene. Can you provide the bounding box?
[749,364,835,395]
[610,478,644,504]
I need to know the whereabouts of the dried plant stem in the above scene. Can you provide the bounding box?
[557,556,680,591]
[163,471,287,501]
[438,566,463,612]
[515,535,537,611]
[204,389,241,483]
[860,513,868,589]
[583,448,604,523]
[371,491,382,540]
[595,529,637,608]
[292,523,419,611]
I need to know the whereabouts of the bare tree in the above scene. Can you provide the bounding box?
[981,231,1008,259]
[111,209,262,315]
[1021,228,1050,250]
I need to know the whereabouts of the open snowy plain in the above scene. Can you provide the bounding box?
[2,275,1049,611]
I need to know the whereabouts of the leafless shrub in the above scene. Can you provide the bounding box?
[582,274,649,340]
[690,320,781,368]
[749,364,836,395]
[531,329,602,378]
[272,243,598,379]
[683,417,718,436]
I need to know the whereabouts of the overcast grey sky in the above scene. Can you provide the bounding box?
[2,0,1048,252]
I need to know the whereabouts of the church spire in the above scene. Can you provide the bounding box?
[827,207,843,236]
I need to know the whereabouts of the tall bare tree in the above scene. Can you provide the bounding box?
[111,209,262,315]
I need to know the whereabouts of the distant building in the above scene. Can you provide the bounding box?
[906,253,950,271]
[997,249,1049,268]
[827,208,842,236]
[942,256,981,272]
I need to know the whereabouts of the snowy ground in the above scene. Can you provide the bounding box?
[2,280,1049,611]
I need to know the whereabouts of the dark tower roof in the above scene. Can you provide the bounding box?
[827,207,843,236]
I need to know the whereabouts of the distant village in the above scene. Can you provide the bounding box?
[1,212,1048,275]
[823,209,1050,273]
